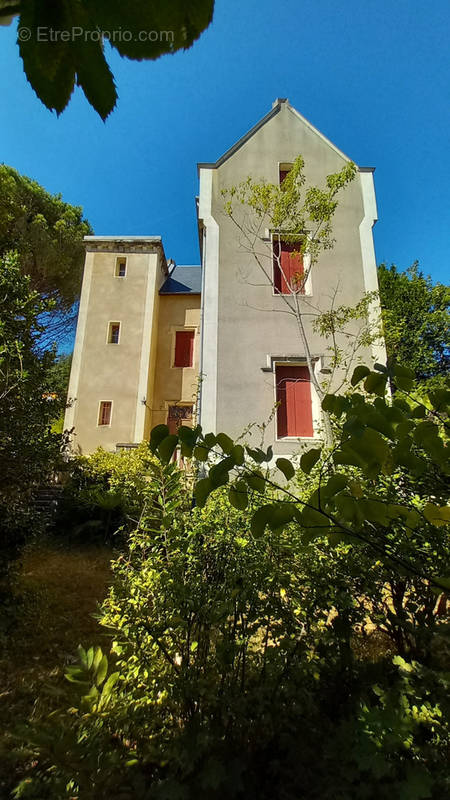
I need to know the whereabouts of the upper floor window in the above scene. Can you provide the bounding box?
[115,257,127,277]
[174,330,194,367]
[98,401,112,426]
[275,365,313,438]
[108,322,120,344]
[273,237,304,295]
[279,163,292,184]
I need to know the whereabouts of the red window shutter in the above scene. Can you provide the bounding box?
[174,331,194,367]
[276,365,313,438]
[273,240,304,294]
[279,168,290,184]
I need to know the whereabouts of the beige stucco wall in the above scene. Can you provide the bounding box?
[152,294,201,428]
[199,101,384,454]
[65,242,166,453]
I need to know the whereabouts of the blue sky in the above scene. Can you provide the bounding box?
[0,0,449,294]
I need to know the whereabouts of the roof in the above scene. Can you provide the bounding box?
[159,266,202,295]
[197,97,374,172]
[84,236,162,243]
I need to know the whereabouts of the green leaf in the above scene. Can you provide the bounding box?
[77,644,87,667]
[157,434,179,464]
[194,478,212,508]
[245,470,266,494]
[209,456,234,487]
[321,394,335,412]
[95,654,108,686]
[92,646,103,673]
[246,446,267,464]
[193,445,210,461]
[364,372,388,396]
[250,506,273,537]
[216,432,234,454]
[422,503,450,527]
[266,503,296,531]
[150,424,170,452]
[75,38,117,120]
[276,457,295,481]
[321,474,347,498]
[231,444,245,465]
[229,481,248,510]
[351,364,371,385]
[300,448,321,474]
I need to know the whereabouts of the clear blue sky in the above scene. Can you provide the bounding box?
[1,0,449,290]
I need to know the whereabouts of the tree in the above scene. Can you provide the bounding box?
[378,262,449,389]
[0,252,62,534]
[0,165,92,343]
[222,156,379,445]
[0,0,215,119]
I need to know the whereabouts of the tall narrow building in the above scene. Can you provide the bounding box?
[65,99,385,454]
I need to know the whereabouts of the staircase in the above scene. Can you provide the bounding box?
[32,484,64,525]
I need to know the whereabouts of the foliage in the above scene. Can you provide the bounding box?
[378,262,449,389]
[0,251,62,489]
[46,352,72,433]
[15,431,449,798]
[223,155,357,267]
[0,252,67,641]
[153,363,450,593]
[55,443,159,541]
[0,165,92,343]
[0,0,214,119]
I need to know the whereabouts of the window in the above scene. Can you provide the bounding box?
[174,330,194,367]
[273,238,304,294]
[276,365,313,438]
[167,404,193,435]
[107,322,120,344]
[115,257,127,277]
[98,401,112,426]
[279,163,292,184]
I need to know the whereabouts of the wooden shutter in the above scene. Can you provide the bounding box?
[279,168,290,184]
[273,240,304,294]
[99,401,112,426]
[276,365,313,437]
[174,330,194,367]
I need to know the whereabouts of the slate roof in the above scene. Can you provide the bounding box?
[160,265,202,295]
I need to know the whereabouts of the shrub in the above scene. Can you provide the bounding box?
[55,443,159,543]
[16,452,449,798]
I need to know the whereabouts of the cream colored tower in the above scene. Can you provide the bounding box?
[64,237,168,453]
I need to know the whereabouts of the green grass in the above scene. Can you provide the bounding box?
[0,538,113,797]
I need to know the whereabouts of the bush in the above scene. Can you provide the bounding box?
[16,455,449,799]
[55,443,159,543]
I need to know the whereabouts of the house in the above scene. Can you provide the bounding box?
[64,98,385,454]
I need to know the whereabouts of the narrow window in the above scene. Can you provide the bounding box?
[167,404,193,435]
[98,401,112,426]
[115,257,127,277]
[276,365,313,438]
[273,238,304,295]
[174,330,194,367]
[279,163,292,184]
[108,322,120,344]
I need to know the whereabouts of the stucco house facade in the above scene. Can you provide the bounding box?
[64,98,385,455]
